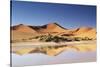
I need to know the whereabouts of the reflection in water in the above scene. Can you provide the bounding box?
[12,50,96,67]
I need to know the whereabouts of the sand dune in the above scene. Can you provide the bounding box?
[11,24,38,41]
[11,30,36,41]
[37,23,69,33]
[74,27,93,34]
[74,28,96,39]
[12,24,37,33]
[11,23,96,42]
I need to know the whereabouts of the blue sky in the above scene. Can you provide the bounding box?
[11,1,96,29]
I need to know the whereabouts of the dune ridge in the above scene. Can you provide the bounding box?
[11,24,37,33]
[11,22,96,40]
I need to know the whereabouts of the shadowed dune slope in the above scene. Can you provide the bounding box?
[11,24,37,33]
[36,23,69,33]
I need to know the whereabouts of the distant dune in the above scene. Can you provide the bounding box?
[11,24,37,33]
[74,28,96,39]
[37,23,69,33]
[11,24,37,41]
[74,27,93,34]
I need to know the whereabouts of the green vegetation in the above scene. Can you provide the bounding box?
[74,37,93,41]
[32,34,94,42]
[37,34,69,42]
[74,37,82,41]
[11,35,94,43]
[22,39,27,41]
[82,37,93,41]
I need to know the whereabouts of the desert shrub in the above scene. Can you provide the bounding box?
[39,36,46,41]
[47,35,73,42]
[45,34,53,42]
[54,46,59,49]
[88,38,92,40]
[61,34,74,36]
[52,36,60,42]
[36,34,75,42]
[74,37,82,41]
[47,46,53,49]
[84,37,89,40]
[53,38,59,42]
[36,35,94,42]
[82,37,92,41]
[52,36,67,42]
[22,39,27,42]
[28,37,35,40]
[66,38,73,42]
[34,36,39,39]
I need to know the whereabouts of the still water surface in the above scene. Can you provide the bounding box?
[12,50,96,67]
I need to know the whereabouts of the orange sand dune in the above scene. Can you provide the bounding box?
[12,24,37,33]
[74,28,96,39]
[38,23,69,33]
[11,23,96,41]
[74,27,93,34]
